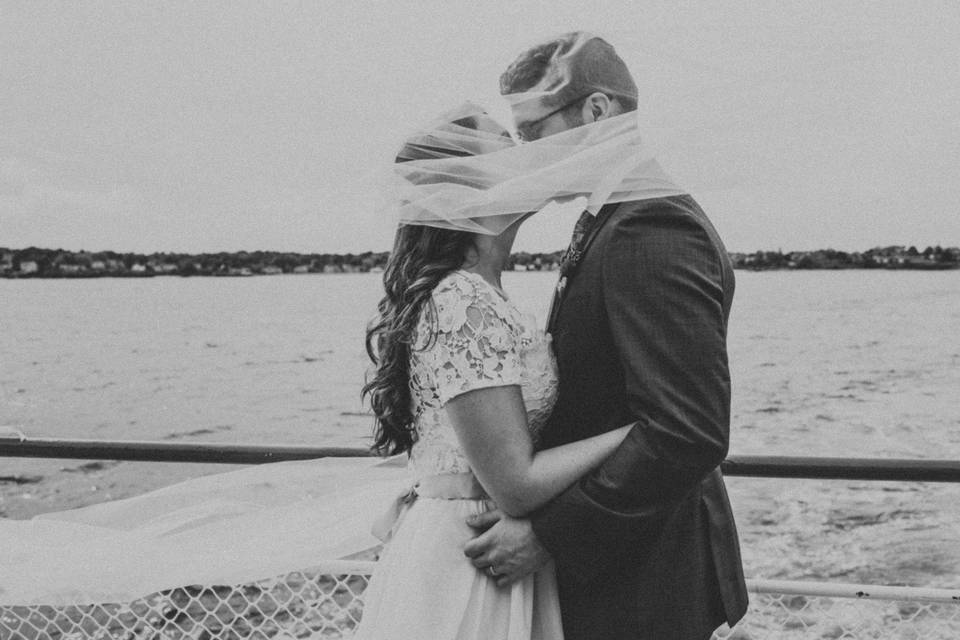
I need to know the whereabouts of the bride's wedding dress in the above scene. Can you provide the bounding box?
[0,269,561,639]
[353,269,562,640]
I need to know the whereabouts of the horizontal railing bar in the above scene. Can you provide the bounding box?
[0,435,374,464]
[2,435,960,482]
[745,578,960,603]
[721,455,960,482]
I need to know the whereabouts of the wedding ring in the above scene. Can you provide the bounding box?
[487,566,499,577]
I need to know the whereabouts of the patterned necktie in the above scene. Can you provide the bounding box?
[548,209,596,329]
[559,209,596,278]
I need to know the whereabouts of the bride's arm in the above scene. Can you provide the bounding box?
[447,385,632,518]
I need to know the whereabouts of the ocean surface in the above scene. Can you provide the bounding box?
[2,270,960,585]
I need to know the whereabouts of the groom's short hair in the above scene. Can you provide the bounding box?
[500,32,638,113]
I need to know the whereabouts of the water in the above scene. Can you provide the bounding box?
[2,271,960,585]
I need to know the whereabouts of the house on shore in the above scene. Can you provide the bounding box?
[19,261,39,274]
[148,261,178,274]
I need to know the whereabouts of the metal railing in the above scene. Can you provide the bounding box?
[4,432,960,482]
[0,433,373,465]
[2,432,960,639]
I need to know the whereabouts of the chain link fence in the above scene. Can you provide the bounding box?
[2,562,959,639]
[0,561,368,640]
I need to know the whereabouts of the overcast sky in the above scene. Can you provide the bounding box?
[2,1,958,254]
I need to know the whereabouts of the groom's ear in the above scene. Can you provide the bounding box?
[582,92,614,123]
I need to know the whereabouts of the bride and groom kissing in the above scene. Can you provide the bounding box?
[359,31,748,640]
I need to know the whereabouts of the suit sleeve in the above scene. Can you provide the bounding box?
[531,204,732,581]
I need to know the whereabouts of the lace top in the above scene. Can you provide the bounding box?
[408,270,558,476]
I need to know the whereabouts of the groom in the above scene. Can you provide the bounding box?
[464,33,748,639]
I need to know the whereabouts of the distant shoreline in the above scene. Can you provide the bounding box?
[2,245,958,278]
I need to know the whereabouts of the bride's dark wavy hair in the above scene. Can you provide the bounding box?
[362,114,492,456]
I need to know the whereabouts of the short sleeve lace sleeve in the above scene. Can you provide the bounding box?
[414,272,524,406]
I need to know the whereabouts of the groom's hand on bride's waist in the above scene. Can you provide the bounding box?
[463,509,551,587]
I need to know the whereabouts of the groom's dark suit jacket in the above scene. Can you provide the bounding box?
[532,195,749,640]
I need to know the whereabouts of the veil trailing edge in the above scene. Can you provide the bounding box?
[0,456,411,606]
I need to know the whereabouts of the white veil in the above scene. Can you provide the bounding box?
[1,456,410,605]
[389,98,685,236]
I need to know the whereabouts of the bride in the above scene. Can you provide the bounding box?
[354,103,639,640]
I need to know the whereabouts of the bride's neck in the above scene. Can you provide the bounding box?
[461,228,518,291]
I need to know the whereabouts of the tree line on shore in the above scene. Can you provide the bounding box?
[2,244,958,278]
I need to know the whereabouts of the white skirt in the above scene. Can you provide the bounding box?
[354,496,564,640]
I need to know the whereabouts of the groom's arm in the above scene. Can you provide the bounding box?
[530,202,732,581]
